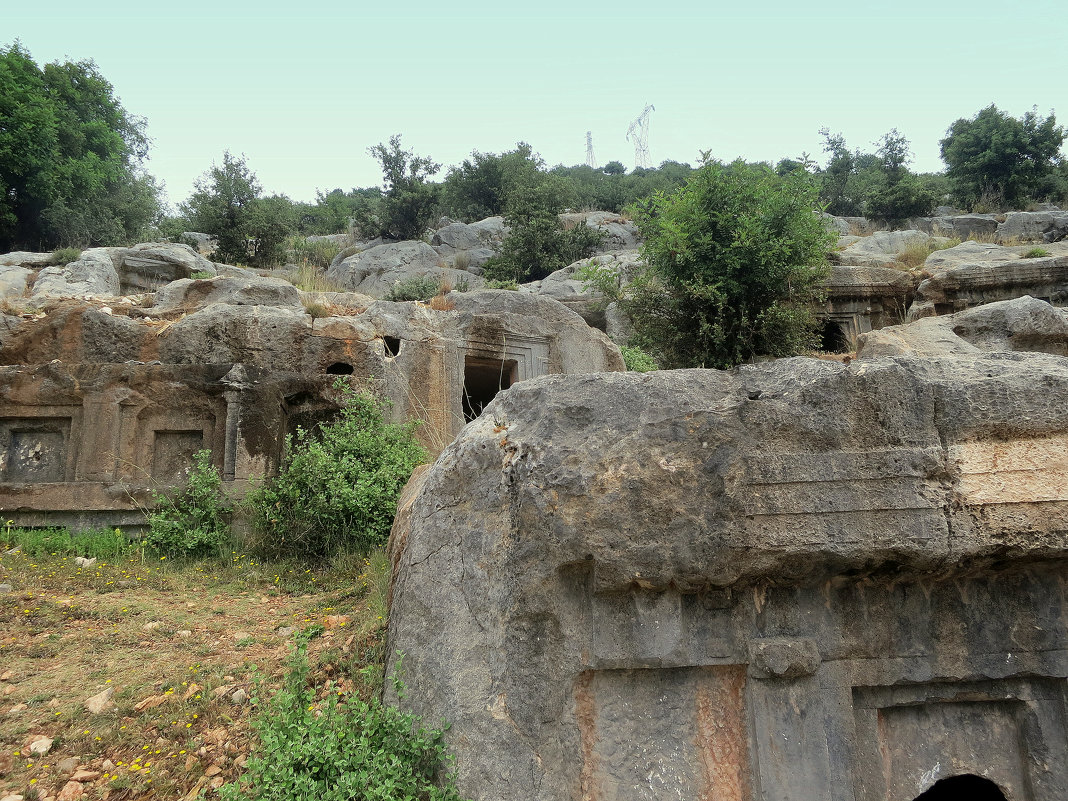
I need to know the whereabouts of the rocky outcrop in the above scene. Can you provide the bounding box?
[909,240,1068,318]
[387,355,1068,801]
[559,211,641,252]
[32,249,121,299]
[153,272,302,313]
[325,240,485,297]
[431,216,508,270]
[857,295,1068,358]
[0,287,622,529]
[834,230,946,267]
[523,251,643,332]
[0,266,33,301]
[28,243,216,301]
[997,210,1068,243]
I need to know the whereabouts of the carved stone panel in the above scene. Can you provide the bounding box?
[575,666,750,801]
[0,418,72,483]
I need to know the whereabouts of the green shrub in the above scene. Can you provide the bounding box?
[1023,246,1051,258]
[145,450,232,557]
[629,157,833,369]
[49,247,83,266]
[386,274,440,302]
[620,345,658,372]
[219,643,464,801]
[245,382,426,560]
[483,279,519,290]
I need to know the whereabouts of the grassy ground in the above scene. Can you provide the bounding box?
[0,537,390,801]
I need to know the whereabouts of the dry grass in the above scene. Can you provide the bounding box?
[896,237,961,269]
[282,263,346,294]
[0,545,389,800]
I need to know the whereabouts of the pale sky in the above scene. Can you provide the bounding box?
[5,0,1067,207]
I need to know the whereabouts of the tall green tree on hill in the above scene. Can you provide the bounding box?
[0,42,161,250]
[940,105,1065,210]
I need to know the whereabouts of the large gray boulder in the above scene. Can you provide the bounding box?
[31,248,121,299]
[153,272,302,312]
[387,355,1068,801]
[930,213,999,239]
[909,240,1068,318]
[559,211,641,252]
[116,242,216,292]
[526,251,644,331]
[431,216,507,252]
[0,266,32,301]
[0,251,57,268]
[157,303,310,366]
[835,230,942,267]
[996,211,1068,243]
[858,295,1068,358]
[325,240,485,297]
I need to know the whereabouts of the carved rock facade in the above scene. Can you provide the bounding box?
[387,356,1068,801]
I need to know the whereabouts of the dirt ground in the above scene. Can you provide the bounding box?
[0,546,385,801]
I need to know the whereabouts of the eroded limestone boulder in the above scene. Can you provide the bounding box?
[325,240,485,297]
[858,295,1068,358]
[387,356,1068,801]
[910,240,1068,318]
[153,273,302,313]
[32,249,121,299]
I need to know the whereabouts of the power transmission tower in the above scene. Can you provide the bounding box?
[625,104,655,169]
[585,131,598,169]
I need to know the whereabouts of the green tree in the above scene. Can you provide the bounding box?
[0,42,160,250]
[940,105,1065,209]
[180,152,297,267]
[357,135,441,240]
[865,129,935,223]
[441,143,543,222]
[482,176,601,284]
[626,157,833,369]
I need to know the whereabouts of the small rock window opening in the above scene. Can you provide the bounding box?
[326,362,354,375]
[383,337,401,358]
[819,320,851,354]
[912,775,1008,801]
[463,357,518,422]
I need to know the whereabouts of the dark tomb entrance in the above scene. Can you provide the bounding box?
[462,357,517,422]
[819,319,851,353]
[912,775,1008,801]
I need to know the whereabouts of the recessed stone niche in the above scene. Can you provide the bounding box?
[151,430,206,482]
[0,418,71,483]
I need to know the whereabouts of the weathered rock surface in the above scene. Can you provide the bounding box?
[32,249,120,299]
[153,272,302,312]
[997,210,1068,243]
[559,211,641,252]
[909,240,1068,318]
[858,295,1068,358]
[835,230,944,267]
[430,216,507,254]
[387,356,1068,801]
[0,252,55,268]
[524,251,643,331]
[0,266,32,301]
[325,240,485,297]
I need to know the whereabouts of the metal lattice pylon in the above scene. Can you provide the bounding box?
[623,105,653,169]
[585,131,598,169]
[625,104,655,169]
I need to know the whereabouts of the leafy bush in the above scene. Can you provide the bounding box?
[146,450,232,557]
[245,382,426,559]
[1023,246,1051,258]
[220,642,464,801]
[386,274,441,302]
[620,345,658,372]
[289,236,344,269]
[48,247,82,265]
[628,157,833,369]
[482,180,603,284]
